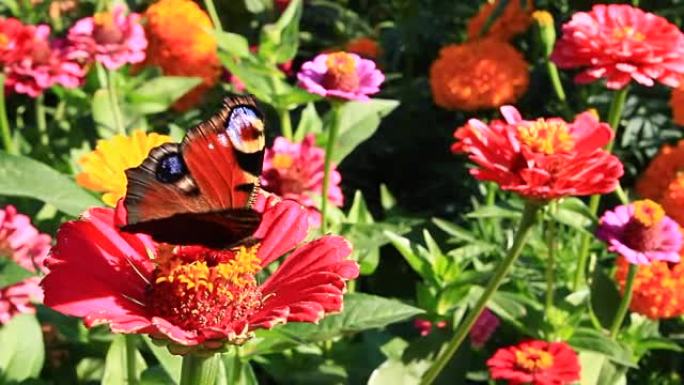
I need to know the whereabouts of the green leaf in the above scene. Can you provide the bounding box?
[215,31,250,58]
[466,206,521,219]
[269,293,423,343]
[140,366,176,385]
[102,335,147,385]
[432,218,477,243]
[143,337,181,383]
[219,352,258,385]
[579,351,607,385]
[569,328,636,368]
[384,230,435,284]
[76,358,105,383]
[0,314,45,382]
[0,152,101,216]
[92,89,117,135]
[329,99,399,163]
[552,198,594,233]
[379,184,396,211]
[590,268,622,329]
[294,103,323,141]
[127,76,202,115]
[258,0,302,63]
[0,259,33,289]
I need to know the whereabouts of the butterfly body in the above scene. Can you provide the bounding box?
[120,96,265,248]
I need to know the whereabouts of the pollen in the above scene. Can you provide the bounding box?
[517,119,575,155]
[612,26,645,41]
[514,347,554,372]
[633,199,665,227]
[148,245,264,336]
[322,52,360,92]
[272,153,294,169]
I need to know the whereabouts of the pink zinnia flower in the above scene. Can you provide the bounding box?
[3,22,85,97]
[67,5,147,70]
[597,199,682,265]
[297,51,384,100]
[487,340,581,385]
[551,4,684,90]
[470,308,500,348]
[0,205,51,324]
[261,134,343,226]
[42,195,359,349]
[452,106,624,200]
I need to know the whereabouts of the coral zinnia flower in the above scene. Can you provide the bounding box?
[615,256,684,319]
[452,106,623,200]
[141,0,221,111]
[429,39,529,111]
[2,21,84,97]
[42,196,359,348]
[261,134,343,227]
[597,200,682,265]
[636,140,684,225]
[551,4,684,90]
[297,51,384,101]
[470,308,500,348]
[467,0,533,41]
[345,37,380,60]
[487,340,580,385]
[76,130,172,207]
[67,4,147,70]
[0,205,51,324]
[671,85,684,126]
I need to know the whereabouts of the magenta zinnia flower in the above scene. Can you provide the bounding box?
[470,308,500,348]
[261,134,343,226]
[67,5,147,70]
[42,195,359,349]
[3,22,85,97]
[297,51,384,100]
[0,205,51,324]
[597,199,682,265]
[551,4,684,90]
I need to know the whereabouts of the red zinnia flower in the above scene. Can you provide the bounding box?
[551,4,684,90]
[452,106,623,200]
[42,195,359,350]
[487,340,580,385]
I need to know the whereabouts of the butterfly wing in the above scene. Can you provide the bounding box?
[120,95,265,247]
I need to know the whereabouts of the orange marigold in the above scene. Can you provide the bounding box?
[636,140,684,225]
[615,256,684,319]
[467,0,534,41]
[671,84,684,126]
[345,37,380,60]
[141,0,221,111]
[429,38,529,111]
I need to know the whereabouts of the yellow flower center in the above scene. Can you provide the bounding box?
[531,10,553,27]
[517,119,575,155]
[633,199,665,228]
[515,347,554,372]
[93,11,123,44]
[326,52,357,75]
[272,153,294,169]
[612,26,645,41]
[0,33,8,49]
[322,52,360,92]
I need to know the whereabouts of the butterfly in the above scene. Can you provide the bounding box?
[119,95,266,248]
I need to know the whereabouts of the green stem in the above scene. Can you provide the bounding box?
[610,264,638,338]
[180,354,219,385]
[420,201,544,385]
[0,74,17,154]
[106,69,125,134]
[125,335,138,385]
[485,183,497,206]
[203,0,223,31]
[544,60,572,118]
[35,94,48,147]
[320,104,341,234]
[278,109,293,140]
[545,203,557,317]
[572,87,629,290]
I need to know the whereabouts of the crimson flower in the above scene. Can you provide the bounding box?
[551,4,684,90]
[42,196,359,350]
[452,106,623,200]
[487,340,580,385]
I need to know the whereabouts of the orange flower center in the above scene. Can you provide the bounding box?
[0,33,8,50]
[633,199,665,227]
[93,12,124,44]
[517,119,575,154]
[623,200,667,251]
[147,245,264,341]
[322,52,360,92]
[515,347,554,372]
[272,153,294,169]
[612,26,645,41]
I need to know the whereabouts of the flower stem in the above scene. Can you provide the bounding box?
[35,94,48,148]
[420,200,544,385]
[572,87,629,291]
[278,109,293,140]
[125,335,138,385]
[203,0,223,32]
[180,353,219,385]
[610,264,638,338]
[0,74,17,155]
[320,104,341,234]
[545,203,557,317]
[106,69,125,135]
[544,60,572,118]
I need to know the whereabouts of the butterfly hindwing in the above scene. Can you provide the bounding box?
[121,95,266,247]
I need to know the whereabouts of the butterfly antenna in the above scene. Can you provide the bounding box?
[123,254,152,286]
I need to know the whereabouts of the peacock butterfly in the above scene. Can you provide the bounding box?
[119,95,265,248]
